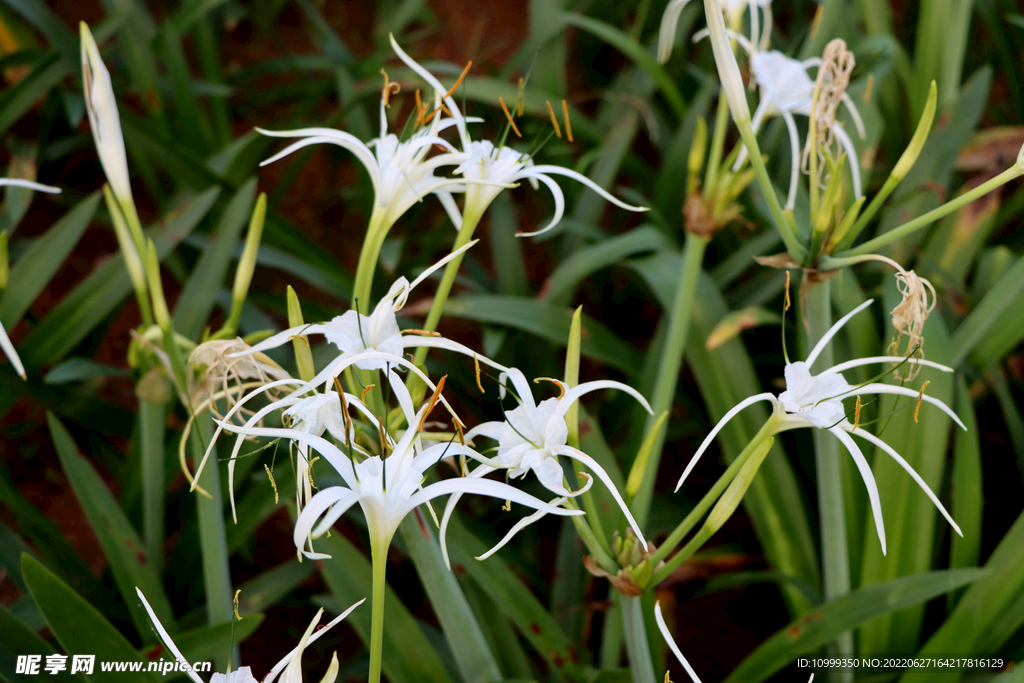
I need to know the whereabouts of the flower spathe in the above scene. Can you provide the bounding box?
[1,178,62,380]
[136,587,363,683]
[440,368,653,567]
[389,35,649,237]
[80,23,132,207]
[675,300,965,555]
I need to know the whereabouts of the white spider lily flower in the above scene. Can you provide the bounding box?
[235,241,506,374]
[658,0,772,64]
[80,23,132,207]
[389,36,648,236]
[735,49,867,208]
[215,395,583,559]
[674,299,965,555]
[438,368,652,567]
[136,587,363,683]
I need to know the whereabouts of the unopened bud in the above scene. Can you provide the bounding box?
[286,285,316,382]
[103,185,147,301]
[81,23,133,208]
[892,81,937,180]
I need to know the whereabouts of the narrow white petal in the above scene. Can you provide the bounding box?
[230,323,333,356]
[559,380,653,417]
[293,488,359,553]
[438,465,495,569]
[782,111,801,210]
[654,601,704,683]
[804,299,875,369]
[258,133,380,192]
[407,239,480,293]
[509,172,565,237]
[823,356,953,376]
[846,425,961,536]
[135,588,206,683]
[732,98,769,171]
[388,34,471,149]
[657,0,691,63]
[830,426,886,555]
[554,446,647,548]
[528,165,649,212]
[264,600,365,683]
[403,478,586,520]
[840,92,867,138]
[675,393,777,491]
[476,496,567,561]
[402,336,509,373]
[0,321,26,380]
[435,190,464,230]
[843,383,967,431]
[0,178,61,193]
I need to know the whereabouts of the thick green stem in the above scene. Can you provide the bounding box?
[413,209,484,366]
[352,208,390,309]
[140,399,166,572]
[368,539,388,683]
[632,234,709,528]
[703,95,730,193]
[565,497,618,573]
[837,166,1022,258]
[648,414,779,577]
[805,278,853,681]
[622,595,657,683]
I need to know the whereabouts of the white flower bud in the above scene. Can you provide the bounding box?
[81,23,132,207]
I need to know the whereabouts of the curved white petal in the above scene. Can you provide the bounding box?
[528,165,649,213]
[830,426,886,555]
[135,589,206,683]
[0,321,26,380]
[0,178,61,193]
[388,35,471,150]
[401,336,509,373]
[833,123,863,199]
[675,393,777,491]
[263,599,364,683]
[507,172,565,237]
[558,380,653,417]
[654,601,703,683]
[435,190,463,229]
[476,495,568,561]
[438,465,495,569]
[403,477,585,523]
[843,383,966,431]
[258,134,380,192]
[804,299,874,368]
[845,425,961,537]
[554,446,647,548]
[293,487,360,555]
[407,239,480,293]
[840,92,867,139]
[823,356,953,376]
[232,323,334,356]
[782,111,801,210]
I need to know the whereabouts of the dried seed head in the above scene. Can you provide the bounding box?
[188,338,289,416]
[887,269,937,380]
[802,39,856,188]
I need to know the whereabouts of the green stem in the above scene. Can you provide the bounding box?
[805,278,853,682]
[647,414,779,576]
[352,208,391,309]
[368,538,388,683]
[621,595,656,683]
[703,95,730,193]
[734,120,808,262]
[632,233,709,528]
[413,209,484,366]
[837,166,1022,258]
[139,399,166,573]
[565,497,618,573]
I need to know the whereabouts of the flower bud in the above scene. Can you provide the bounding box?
[81,23,133,207]
[892,81,937,181]
[703,0,750,123]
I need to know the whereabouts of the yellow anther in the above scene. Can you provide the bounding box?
[361,384,376,402]
[233,589,242,621]
[546,101,562,138]
[423,61,472,123]
[474,355,485,393]
[419,375,447,431]
[288,334,310,348]
[499,97,522,138]
[517,77,525,116]
[265,464,279,503]
[533,377,566,400]
[784,271,792,311]
[914,380,930,423]
[403,328,442,336]
[414,89,425,128]
[562,100,574,143]
[853,395,862,431]
[380,69,401,107]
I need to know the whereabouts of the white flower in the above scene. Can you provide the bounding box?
[235,242,504,375]
[675,300,965,555]
[136,587,363,683]
[214,381,583,559]
[658,0,773,63]
[80,23,132,206]
[439,368,652,567]
[736,49,867,209]
[389,35,648,237]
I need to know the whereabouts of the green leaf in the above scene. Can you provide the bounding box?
[399,512,502,683]
[170,0,230,35]
[949,378,981,598]
[137,615,264,666]
[725,569,986,683]
[47,412,175,641]
[445,516,589,681]
[43,358,131,384]
[235,560,315,614]
[19,187,220,366]
[21,554,162,683]
[0,192,101,327]
[315,530,453,683]
[0,0,76,62]
[173,178,257,339]
[0,601,86,683]
[442,296,642,375]
[952,251,1024,367]
[0,53,70,139]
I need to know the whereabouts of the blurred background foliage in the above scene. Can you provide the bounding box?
[1,0,1023,681]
